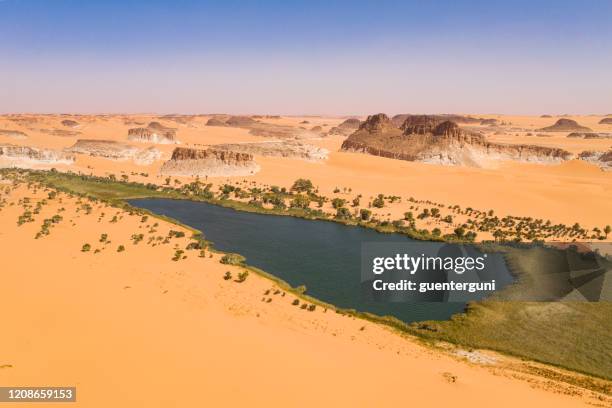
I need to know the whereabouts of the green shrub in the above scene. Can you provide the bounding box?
[220,253,245,265]
[290,194,310,209]
[172,250,184,261]
[372,194,385,208]
[331,198,346,209]
[360,208,372,221]
[291,178,313,193]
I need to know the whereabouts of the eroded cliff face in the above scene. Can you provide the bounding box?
[160,147,260,177]
[128,122,178,144]
[579,150,612,171]
[65,139,162,165]
[341,114,572,167]
[0,144,75,167]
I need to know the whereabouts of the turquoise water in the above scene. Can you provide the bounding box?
[128,198,512,322]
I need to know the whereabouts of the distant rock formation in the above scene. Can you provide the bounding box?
[310,125,323,133]
[540,114,552,118]
[212,140,328,161]
[340,113,572,167]
[579,150,612,170]
[248,124,321,139]
[538,119,592,132]
[392,114,481,128]
[599,118,612,125]
[328,118,361,136]
[226,116,257,127]
[205,117,228,127]
[480,118,498,126]
[61,119,79,128]
[39,128,81,137]
[158,115,194,124]
[205,115,320,139]
[0,130,27,139]
[160,147,259,177]
[128,122,178,144]
[66,139,162,165]
[567,132,612,139]
[0,144,74,167]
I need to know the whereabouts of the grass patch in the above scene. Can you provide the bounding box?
[409,245,612,382]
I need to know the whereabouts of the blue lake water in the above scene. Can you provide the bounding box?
[129,198,513,322]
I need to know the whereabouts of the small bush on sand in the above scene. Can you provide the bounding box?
[172,250,184,261]
[291,178,313,193]
[223,271,232,280]
[220,253,245,265]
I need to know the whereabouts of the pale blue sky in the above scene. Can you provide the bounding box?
[1,0,611,115]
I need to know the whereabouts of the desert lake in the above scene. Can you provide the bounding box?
[129,198,514,322]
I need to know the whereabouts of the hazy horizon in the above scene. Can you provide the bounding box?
[2,0,612,115]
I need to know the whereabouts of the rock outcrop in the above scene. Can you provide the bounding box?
[205,117,228,127]
[480,118,498,126]
[579,150,612,170]
[599,118,612,125]
[66,139,162,165]
[328,118,361,136]
[247,124,321,139]
[226,116,257,127]
[213,140,328,161]
[0,144,74,167]
[128,122,178,144]
[158,115,194,125]
[0,130,27,139]
[205,115,318,139]
[39,128,81,137]
[160,147,259,177]
[392,114,481,127]
[538,119,592,132]
[567,132,612,139]
[341,114,572,167]
[61,119,79,128]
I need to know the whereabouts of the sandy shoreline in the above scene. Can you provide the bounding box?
[0,178,609,407]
